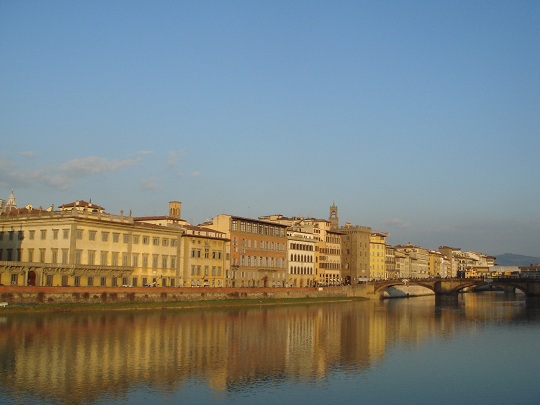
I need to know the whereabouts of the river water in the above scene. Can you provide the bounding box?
[1,292,539,405]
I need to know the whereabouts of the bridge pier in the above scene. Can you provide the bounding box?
[435,294,459,306]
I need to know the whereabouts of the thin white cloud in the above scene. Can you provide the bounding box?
[1,154,146,191]
[58,156,142,176]
[191,171,202,177]
[21,151,37,158]
[136,150,154,156]
[167,149,187,167]
[383,218,410,229]
[140,177,160,191]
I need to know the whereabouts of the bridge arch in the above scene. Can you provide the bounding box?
[372,278,488,298]
[482,280,527,295]
[373,280,436,297]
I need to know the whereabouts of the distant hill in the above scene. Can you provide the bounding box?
[495,253,540,266]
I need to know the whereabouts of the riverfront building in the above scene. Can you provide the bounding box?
[180,225,229,287]
[259,214,343,286]
[338,223,371,282]
[394,244,430,279]
[201,214,289,287]
[0,190,499,286]
[370,232,388,279]
[0,194,232,288]
[0,200,183,287]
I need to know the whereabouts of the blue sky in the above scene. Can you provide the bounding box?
[1,1,539,257]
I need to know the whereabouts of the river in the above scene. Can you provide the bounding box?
[1,292,539,404]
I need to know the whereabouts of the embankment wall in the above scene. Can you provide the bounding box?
[0,285,370,306]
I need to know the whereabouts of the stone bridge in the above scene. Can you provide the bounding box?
[348,278,540,300]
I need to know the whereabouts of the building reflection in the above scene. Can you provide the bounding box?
[0,294,532,403]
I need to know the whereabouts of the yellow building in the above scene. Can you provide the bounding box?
[0,196,231,288]
[369,232,387,280]
[0,200,183,287]
[180,225,229,287]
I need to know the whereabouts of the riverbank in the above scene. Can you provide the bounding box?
[0,285,363,313]
[0,296,357,313]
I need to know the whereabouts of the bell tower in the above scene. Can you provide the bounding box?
[169,201,182,219]
[329,203,339,229]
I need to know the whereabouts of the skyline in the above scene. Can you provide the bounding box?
[1,1,539,256]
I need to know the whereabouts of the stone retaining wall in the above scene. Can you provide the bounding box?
[0,286,360,306]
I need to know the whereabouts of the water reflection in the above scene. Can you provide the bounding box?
[0,293,537,404]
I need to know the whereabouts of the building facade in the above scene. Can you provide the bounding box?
[370,232,388,279]
[0,201,184,287]
[202,214,289,287]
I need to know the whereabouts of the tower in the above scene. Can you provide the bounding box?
[169,201,182,219]
[329,203,339,229]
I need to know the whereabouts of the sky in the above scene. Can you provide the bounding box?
[1,1,539,257]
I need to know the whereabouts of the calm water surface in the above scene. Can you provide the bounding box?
[1,292,539,405]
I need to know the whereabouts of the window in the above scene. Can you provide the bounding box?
[123,234,130,243]
[171,239,177,247]
[40,230,47,240]
[162,238,169,247]
[101,251,108,266]
[111,252,119,266]
[75,250,82,264]
[46,275,53,286]
[133,235,140,244]
[170,257,176,268]
[153,238,159,246]
[29,230,35,240]
[76,230,83,240]
[162,256,168,268]
[102,232,109,242]
[152,255,158,268]
[53,229,59,239]
[112,233,120,243]
[142,236,149,245]
[63,229,69,239]
[62,249,69,264]
[62,275,69,286]
[88,276,94,287]
[88,250,95,265]
[122,253,129,266]
[28,249,34,262]
[74,276,80,287]
[89,231,96,241]
[100,277,106,287]
[132,254,139,267]
[39,249,46,262]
